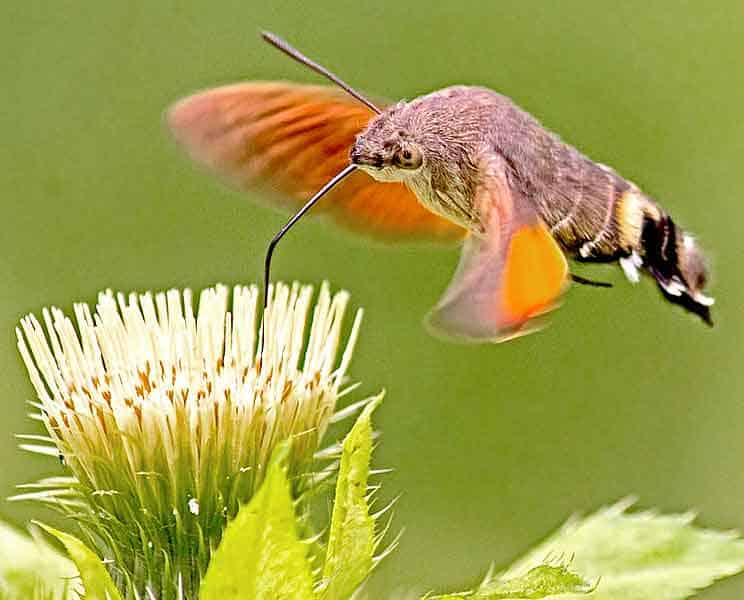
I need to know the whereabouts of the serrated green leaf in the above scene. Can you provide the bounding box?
[200,444,314,600]
[426,563,592,600]
[36,522,122,600]
[321,394,383,600]
[497,499,744,600]
[0,521,76,600]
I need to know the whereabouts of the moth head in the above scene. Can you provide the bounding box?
[350,104,425,181]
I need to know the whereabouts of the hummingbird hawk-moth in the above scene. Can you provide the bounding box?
[168,32,714,342]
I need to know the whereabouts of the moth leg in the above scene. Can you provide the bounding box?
[570,273,612,288]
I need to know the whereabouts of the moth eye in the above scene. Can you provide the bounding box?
[394,146,422,170]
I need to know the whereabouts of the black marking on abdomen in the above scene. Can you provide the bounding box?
[641,213,678,280]
[640,212,712,325]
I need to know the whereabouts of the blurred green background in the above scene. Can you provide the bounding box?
[2,1,744,597]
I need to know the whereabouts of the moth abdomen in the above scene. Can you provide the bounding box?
[568,181,714,324]
[532,137,714,323]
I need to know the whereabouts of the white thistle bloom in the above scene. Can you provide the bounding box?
[15,281,362,598]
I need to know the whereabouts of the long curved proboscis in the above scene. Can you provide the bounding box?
[263,164,358,307]
[259,31,387,307]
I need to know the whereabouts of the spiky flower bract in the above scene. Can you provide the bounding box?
[15,282,362,599]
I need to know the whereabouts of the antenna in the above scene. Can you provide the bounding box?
[263,164,358,308]
[261,31,382,115]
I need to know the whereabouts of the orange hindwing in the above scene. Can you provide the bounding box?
[427,159,568,341]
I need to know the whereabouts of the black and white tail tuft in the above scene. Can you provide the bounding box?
[638,212,714,325]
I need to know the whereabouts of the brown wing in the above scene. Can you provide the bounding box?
[167,81,465,241]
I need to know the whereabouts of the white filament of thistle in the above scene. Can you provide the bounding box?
[16,282,362,510]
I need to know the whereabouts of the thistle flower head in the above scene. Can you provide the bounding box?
[15,282,362,598]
